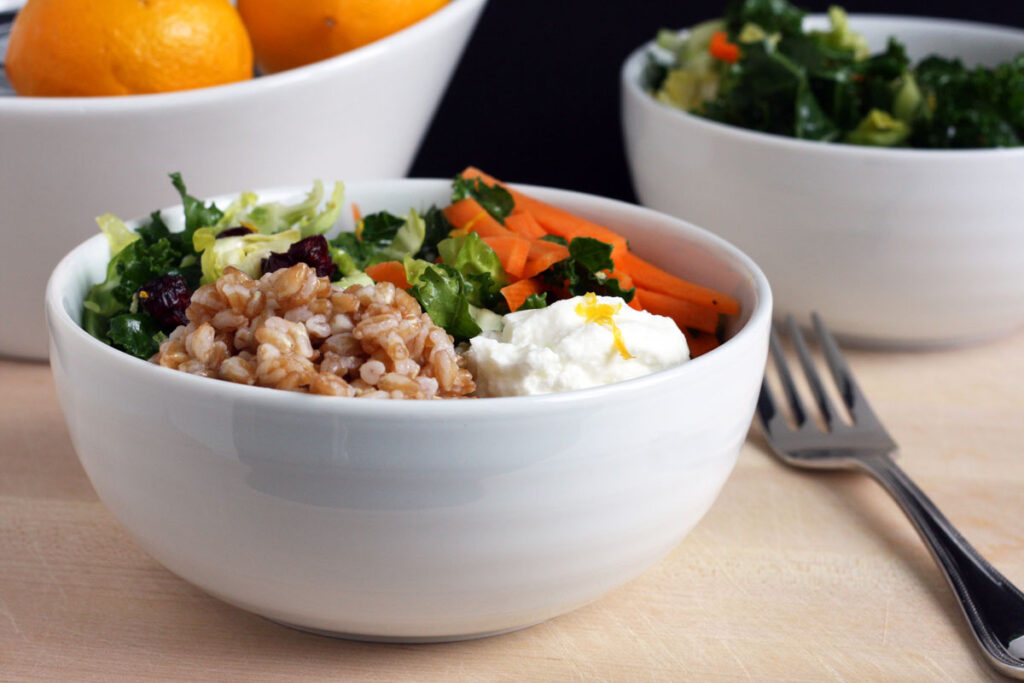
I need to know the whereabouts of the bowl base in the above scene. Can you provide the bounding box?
[266,617,545,644]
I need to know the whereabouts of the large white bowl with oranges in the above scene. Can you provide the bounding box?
[0,0,486,359]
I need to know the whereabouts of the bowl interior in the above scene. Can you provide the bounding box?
[49,179,771,399]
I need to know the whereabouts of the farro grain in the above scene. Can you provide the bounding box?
[153,263,475,399]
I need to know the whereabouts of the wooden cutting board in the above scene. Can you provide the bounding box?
[2,327,1023,680]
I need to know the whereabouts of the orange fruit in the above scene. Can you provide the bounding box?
[4,0,253,97]
[237,0,449,74]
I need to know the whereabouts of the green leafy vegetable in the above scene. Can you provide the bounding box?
[540,237,636,302]
[451,175,515,223]
[82,230,189,344]
[192,227,302,284]
[845,109,910,146]
[330,232,378,272]
[437,232,508,288]
[408,264,485,341]
[83,174,344,359]
[240,181,345,237]
[378,210,426,262]
[360,211,406,248]
[106,313,164,360]
[417,206,455,262]
[650,0,1024,148]
[328,208,426,272]
[518,293,549,311]
[170,172,224,247]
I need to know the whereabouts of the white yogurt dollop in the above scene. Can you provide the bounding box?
[466,294,690,397]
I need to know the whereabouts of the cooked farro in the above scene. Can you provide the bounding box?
[153,263,475,399]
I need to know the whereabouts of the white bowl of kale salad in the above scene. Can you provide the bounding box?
[45,172,771,640]
[623,0,1024,348]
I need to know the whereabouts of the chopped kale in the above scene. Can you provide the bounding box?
[652,0,1024,148]
[451,174,515,223]
[539,237,636,303]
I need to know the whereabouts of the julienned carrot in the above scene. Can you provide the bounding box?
[505,212,547,240]
[351,203,362,223]
[620,251,740,315]
[709,31,741,63]
[608,270,642,310]
[365,261,410,290]
[684,329,721,357]
[521,240,570,279]
[461,166,739,318]
[461,166,627,262]
[527,239,569,259]
[443,198,516,239]
[634,287,719,334]
[482,236,530,279]
[501,278,543,312]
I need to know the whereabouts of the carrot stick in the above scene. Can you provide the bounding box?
[443,198,516,239]
[351,203,362,224]
[608,270,642,310]
[482,236,531,279]
[505,212,547,240]
[365,261,410,290]
[461,167,739,317]
[501,278,543,312]
[684,329,721,357]
[521,240,570,279]
[634,286,720,334]
[709,31,741,64]
[620,251,740,315]
[461,166,627,262]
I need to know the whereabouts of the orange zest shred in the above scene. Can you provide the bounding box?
[575,292,634,360]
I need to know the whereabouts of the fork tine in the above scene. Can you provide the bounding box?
[767,324,807,427]
[811,313,887,430]
[787,315,841,429]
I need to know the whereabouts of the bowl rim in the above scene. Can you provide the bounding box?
[45,178,772,416]
[0,0,486,113]
[622,12,1024,160]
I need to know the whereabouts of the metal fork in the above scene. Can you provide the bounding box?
[757,314,1024,678]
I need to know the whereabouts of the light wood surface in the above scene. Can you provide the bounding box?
[2,328,1023,681]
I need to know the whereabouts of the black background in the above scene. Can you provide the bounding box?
[410,0,1024,202]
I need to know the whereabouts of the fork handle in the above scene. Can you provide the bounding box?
[857,452,1024,677]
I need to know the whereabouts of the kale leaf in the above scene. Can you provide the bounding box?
[416,206,456,263]
[912,54,1024,148]
[81,234,189,346]
[106,313,164,360]
[170,172,223,248]
[518,293,549,311]
[360,211,406,249]
[666,0,1024,149]
[539,237,635,302]
[451,175,515,224]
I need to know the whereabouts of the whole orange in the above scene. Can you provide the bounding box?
[237,0,449,74]
[4,0,254,97]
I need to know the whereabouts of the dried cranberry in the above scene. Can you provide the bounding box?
[137,274,191,330]
[261,235,337,279]
[261,251,294,275]
[216,226,252,238]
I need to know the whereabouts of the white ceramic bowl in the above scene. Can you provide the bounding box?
[46,179,771,641]
[0,0,486,360]
[623,15,1024,348]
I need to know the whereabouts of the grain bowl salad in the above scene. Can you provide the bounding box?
[82,169,740,399]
